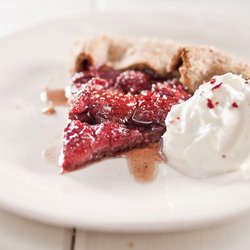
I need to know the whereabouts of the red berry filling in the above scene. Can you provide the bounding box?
[115,70,152,94]
[61,64,191,172]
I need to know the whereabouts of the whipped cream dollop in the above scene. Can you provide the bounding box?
[162,73,250,177]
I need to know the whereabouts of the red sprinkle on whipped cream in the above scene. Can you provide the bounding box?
[163,73,250,178]
[232,102,238,108]
[207,98,215,109]
[210,78,216,84]
[212,82,223,91]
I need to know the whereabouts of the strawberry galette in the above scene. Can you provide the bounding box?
[59,35,250,173]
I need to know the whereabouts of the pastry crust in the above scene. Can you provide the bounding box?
[169,46,250,93]
[73,35,179,76]
[73,35,250,93]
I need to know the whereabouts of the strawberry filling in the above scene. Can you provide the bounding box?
[61,65,191,172]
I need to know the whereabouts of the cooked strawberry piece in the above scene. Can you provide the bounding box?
[115,70,152,94]
[72,65,120,87]
[71,78,110,114]
[88,89,137,124]
[69,111,94,124]
[71,94,89,114]
[70,76,110,99]
[72,70,97,84]
[152,79,191,101]
[60,120,96,173]
[132,91,178,126]
[140,125,166,144]
[98,65,121,85]
[95,123,141,152]
[61,120,140,173]
[85,77,111,90]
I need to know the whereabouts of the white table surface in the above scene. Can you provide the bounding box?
[1,0,250,249]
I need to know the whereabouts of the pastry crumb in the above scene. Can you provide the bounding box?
[222,154,226,158]
[42,104,56,115]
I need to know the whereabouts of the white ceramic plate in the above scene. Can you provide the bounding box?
[1,13,250,232]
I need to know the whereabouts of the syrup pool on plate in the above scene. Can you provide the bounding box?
[122,142,163,183]
[43,142,163,183]
[41,88,68,105]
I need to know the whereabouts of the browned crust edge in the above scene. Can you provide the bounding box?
[169,46,250,93]
[73,35,250,93]
[72,34,180,76]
